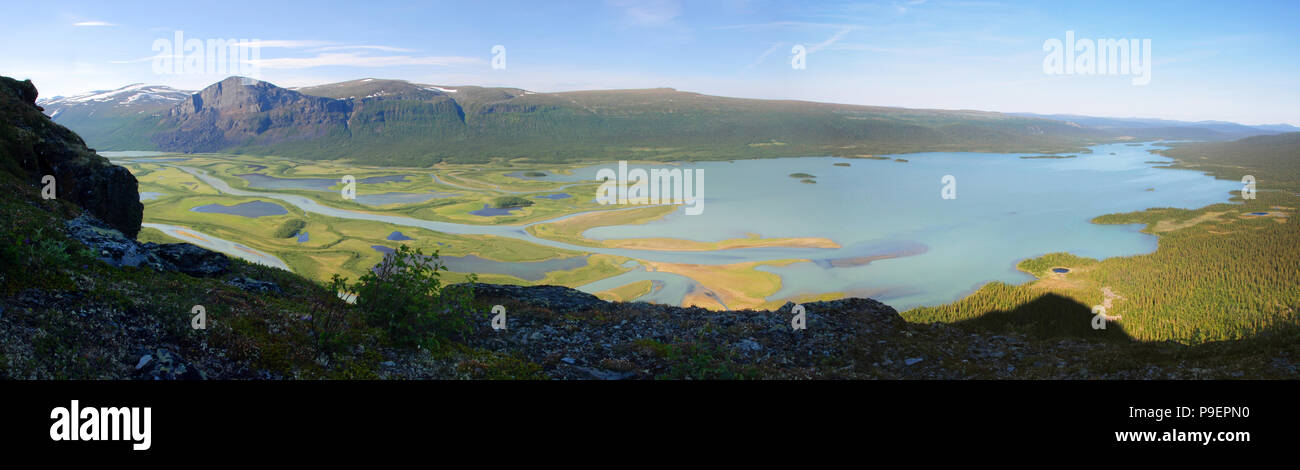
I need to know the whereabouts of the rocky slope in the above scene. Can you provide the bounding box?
[151,77,352,152]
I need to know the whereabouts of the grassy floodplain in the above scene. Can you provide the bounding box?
[126,154,641,287]
[124,153,833,305]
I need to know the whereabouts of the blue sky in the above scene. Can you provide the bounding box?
[2,0,1297,124]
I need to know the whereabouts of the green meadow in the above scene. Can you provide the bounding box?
[124,154,635,289]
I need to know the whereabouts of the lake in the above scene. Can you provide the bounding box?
[165,141,1238,310]
[191,200,288,218]
[529,142,1239,309]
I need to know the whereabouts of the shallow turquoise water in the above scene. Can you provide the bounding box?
[560,142,1238,309]
[162,141,1238,310]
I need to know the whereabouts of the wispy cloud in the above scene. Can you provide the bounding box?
[73,21,114,27]
[747,42,784,68]
[239,40,333,49]
[252,53,482,69]
[608,0,683,27]
[715,21,857,31]
[895,0,928,14]
[807,27,854,53]
[311,45,416,53]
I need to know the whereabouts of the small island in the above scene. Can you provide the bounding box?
[800,179,817,184]
[1020,155,1077,159]
[492,195,535,209]
[789,172,816,178]
[834,162,851,167]
[894,158,909,163]
[523,171,547,177]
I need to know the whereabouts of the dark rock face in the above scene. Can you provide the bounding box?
[457,283,608,313]
[0,76,143,237]
[151,76,353,153]
[147,242,230,277]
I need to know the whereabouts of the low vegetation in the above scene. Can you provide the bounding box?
[333,245,480,350]
[491,196,535,209]
[273,218,307,238]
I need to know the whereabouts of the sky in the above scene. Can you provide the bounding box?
[2,0,1297,125]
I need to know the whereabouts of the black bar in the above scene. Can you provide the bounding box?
[4,380,1292,457]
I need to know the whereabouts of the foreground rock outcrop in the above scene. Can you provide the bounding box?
[64,214,232,277]
[0,77,143,237]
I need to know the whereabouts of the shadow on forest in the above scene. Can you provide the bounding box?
[953,292,1134,343]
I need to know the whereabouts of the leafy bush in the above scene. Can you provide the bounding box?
[334,245,478,349]
[273,219,307,238]
[491,196,534,209]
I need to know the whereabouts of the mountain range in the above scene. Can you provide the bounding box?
[37,76,1297,165]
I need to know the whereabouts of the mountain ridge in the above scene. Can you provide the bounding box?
[30,76,1199,165]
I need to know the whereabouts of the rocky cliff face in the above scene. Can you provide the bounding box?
[151,77,352,153]
[0,77,142,237]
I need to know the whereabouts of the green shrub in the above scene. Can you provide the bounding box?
[273,219,307,238]
[335,245,479,349]
[491,196,534,209]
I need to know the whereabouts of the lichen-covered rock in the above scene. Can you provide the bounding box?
[65,214,229,277]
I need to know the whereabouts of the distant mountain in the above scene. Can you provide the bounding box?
[38,83,193,150]
[1011,113,1295,140]
[44,76,1281,165]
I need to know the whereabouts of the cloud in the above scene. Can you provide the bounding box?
[251,53,482,69]
[807,27,854,53]
[747,42,784,68]
[311,45,416,53]
[715,21,857,31]
[608,0,683,27]
[895,0,927,14]
[237,40,333,49]
[73,21,114,27]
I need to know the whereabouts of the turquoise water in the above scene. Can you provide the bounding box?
[553,142,1238,309]
[164,141,1238,310]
